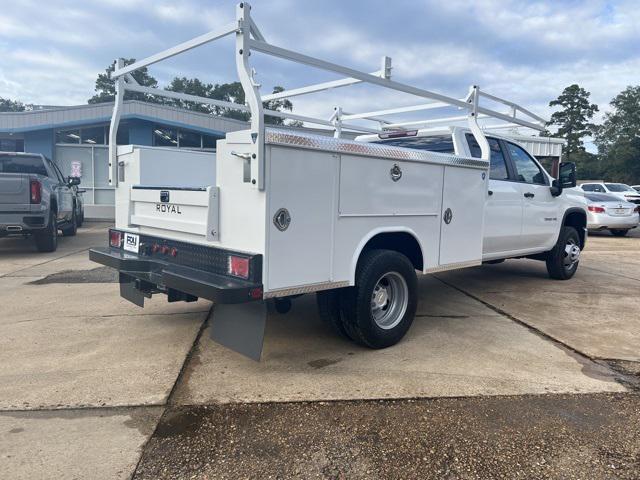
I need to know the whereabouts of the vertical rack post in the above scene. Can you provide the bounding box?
[235,2,265,190]
[332,107,343,139]
[467,85,490,161]
[108,58,124,187]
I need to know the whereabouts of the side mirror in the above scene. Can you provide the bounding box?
[68,176,81,186]
[559,162,577,188]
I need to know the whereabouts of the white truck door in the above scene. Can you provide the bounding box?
[503,141,559,250]
[466,135,523,256]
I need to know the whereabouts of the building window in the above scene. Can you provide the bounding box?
[82,126,105,145]
[202,134,217,149]
[56,129,81,144]
[153,124,220,150]
[179,130,202,148]
[0,138,24,152]
[116,125,129,145]
[153,126,178,147]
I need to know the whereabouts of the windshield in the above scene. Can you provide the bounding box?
[0,155,47,176]
[372,135,455,154]
[585,193,625,203]
[605,183,635,192]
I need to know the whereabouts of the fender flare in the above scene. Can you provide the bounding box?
[558,207,587,247]
[348,226,425,285]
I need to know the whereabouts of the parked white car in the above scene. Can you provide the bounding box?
[584,192,639,236]
[580,182,640,205]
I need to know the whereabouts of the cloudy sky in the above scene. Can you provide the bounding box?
[1,0,638,137]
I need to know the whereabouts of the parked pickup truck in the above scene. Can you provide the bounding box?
[89,2,588,360]
[0,152,81,252]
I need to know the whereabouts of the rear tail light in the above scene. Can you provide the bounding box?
[228,255,250,279]
[170,247,178,257]
[30,179,41,204]
[635,206,640,213]
[588,206,605,213]
[109,230,122,248]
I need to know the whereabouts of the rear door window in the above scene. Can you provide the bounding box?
[505,142,547,185]
[466,134,509,180]
[0,155,47,175]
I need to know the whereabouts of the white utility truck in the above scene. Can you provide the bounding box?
[90,3,587,360]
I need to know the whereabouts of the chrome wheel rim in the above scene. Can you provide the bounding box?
[563,238,580,269]
[370,272,408,330]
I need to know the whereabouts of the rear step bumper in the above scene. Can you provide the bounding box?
[89,247,263,304]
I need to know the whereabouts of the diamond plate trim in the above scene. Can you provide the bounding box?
[424,259,481,273]
[265,129,489,170]
[264,280,350,298]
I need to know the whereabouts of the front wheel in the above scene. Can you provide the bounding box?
[340,249,417,349]
[546,226,581,280]
[610,229,629,237]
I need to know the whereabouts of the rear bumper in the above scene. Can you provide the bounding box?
[0,212,47,235]
[89,247,263,304]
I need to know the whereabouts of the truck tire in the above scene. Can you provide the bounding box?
[610,229,629,237]
[340,249,417,349]
[545,226,581,280]
[61,210,77,237]
[316,289,352,340]
[35,210,58,253]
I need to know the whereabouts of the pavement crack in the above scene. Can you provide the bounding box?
[0,247,91,279]
[433,276,631,390]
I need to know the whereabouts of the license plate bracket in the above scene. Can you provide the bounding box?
[123,232,140,253]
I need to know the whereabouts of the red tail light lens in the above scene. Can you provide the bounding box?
[30,179,41,204]
[170,247,178,257]
[109,230,122,248]
[228,255,250,279]
[588,206,605,213]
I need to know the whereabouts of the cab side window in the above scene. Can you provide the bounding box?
[506,142,546,185]
[466,135,509,180]
[581,184,596,192]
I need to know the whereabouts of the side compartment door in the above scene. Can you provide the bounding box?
[439,164,487,266]
[503,141,560,251]
[466,135,523,256]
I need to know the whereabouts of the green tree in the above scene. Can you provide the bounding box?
[547,84,599,160]
[0,97,27,112]
[88,59,160,104]
[595,86,640,183]
[165,79,294,124]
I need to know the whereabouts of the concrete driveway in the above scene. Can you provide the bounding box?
[1,224,638,479]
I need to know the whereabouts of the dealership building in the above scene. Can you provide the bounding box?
[0,101,247,218]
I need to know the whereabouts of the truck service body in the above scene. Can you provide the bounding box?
[90,3,587,359]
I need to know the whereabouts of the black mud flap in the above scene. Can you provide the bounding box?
[210,301,267,361]
[119,273,146,307]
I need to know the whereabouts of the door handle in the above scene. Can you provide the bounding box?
[488,190,493,196]
[524,192,535,198]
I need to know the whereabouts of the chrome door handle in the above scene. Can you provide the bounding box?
[231,151,252,160]
[524,192,535,198]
